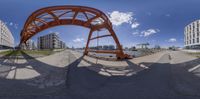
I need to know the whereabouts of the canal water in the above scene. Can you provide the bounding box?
[76,50,142,58]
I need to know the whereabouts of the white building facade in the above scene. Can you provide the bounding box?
[184,20,200,49]
[59,40,66,49]
[21,39,36,50]
[0,20,14,49]
[38,33,61,49]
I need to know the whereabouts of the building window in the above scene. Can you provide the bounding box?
[197,38,199,43]
[193,39,195,43]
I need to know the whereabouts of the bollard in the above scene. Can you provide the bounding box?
[168,54,172,60]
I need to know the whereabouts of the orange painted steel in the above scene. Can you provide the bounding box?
[20,5,130,59]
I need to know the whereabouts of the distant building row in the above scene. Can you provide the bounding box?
[0,20,14,49]
[21,39,36,50]
[22,33,66,50]
[37,33,66,49]
[89,45,115,50]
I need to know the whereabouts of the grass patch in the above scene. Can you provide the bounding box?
[0,50,15,56]
[22,50,53,56]
[187,52,200,58]
[0,50,56,56]
[0,49,65,57]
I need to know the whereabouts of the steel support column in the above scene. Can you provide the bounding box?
[20,5,131,59]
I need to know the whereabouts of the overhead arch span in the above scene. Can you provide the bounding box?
[20,5,130,59]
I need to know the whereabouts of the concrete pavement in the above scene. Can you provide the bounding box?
[0,50,200,99]
[70,50,167,76]
[170,51,200,96]
[0,50,77,96]
[63,51,199,99]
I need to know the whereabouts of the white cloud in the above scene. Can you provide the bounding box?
[132,30,140,36]
[73,38,84,43]
[9,22,13,26]
[168,38,177,42]
[132,32,139,35]
[146,12,152,16]
[131,22,140,29]
[165,14,171,17]
[48,31,59,35]
[140,29,160,37]
[14,24,18,29]
[55,32,60,35]
[108,11,133,26]
[6,22,18,29]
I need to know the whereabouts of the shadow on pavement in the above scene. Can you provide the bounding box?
[0,51,200,99]
[0,50,71,96]
[63,54,200,99]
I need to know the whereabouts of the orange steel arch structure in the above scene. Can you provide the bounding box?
[20,5,130,59]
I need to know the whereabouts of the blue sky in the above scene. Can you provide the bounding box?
[0,0,200,48]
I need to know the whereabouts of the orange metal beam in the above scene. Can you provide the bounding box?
[90,34,112,40]
[72,10,79,24]
[35,18,48,25]
[84,29,93,55]
[20,5,130,59]
[84,15,100,26]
